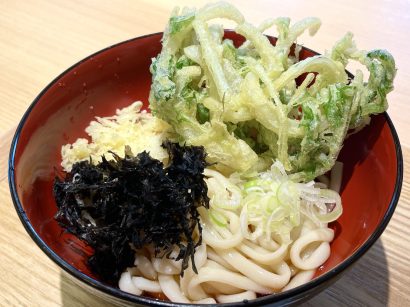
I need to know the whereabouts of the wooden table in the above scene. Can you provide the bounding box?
[1,1,409,306]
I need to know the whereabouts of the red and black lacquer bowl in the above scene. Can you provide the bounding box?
[8,32,403,306]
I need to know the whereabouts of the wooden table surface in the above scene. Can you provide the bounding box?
[1,1,409,306]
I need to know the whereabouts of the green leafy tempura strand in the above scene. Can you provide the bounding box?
[149,3,396,181]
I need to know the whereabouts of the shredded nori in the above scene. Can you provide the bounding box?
[53,141,209,283]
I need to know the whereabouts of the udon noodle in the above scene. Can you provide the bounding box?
[119,164,342,303]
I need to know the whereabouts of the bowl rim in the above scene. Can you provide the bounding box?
[8,32,403,306]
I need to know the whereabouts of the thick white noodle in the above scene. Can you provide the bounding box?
[238,239,288,265]
[194,298,217,304]
[188,266,271,295]
[119,271,142,295]
[216,290,257,303]
[132,277,161,293]
[300,218,318,235]
[290,228,334,270]
[158,274,190,303]
[181,267,207,300]
[240,204,264,240]
[215,248,291,289]
[281,270,316,291]
[258,235,281,251]
[202,211,244,249]
[207,247,238,272]
[201,281,242,295]
[152,257,181,275]
[134,254,157,280]
[187,260,241,299]
[180,244,208,301]
[121,217,336,303]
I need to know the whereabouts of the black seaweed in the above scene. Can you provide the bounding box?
[53,141,209,283]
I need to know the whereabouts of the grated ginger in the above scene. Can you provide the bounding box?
[61,101,172,172]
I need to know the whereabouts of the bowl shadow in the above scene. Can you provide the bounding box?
[303,238,389,306]
[60,271,113,307]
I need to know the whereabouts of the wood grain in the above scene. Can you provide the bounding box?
[0,128,14,182]
[0,0,409,306]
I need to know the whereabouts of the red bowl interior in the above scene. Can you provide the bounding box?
[10,32,401,302]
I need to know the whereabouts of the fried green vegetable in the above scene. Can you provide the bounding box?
[149,2,396,180]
